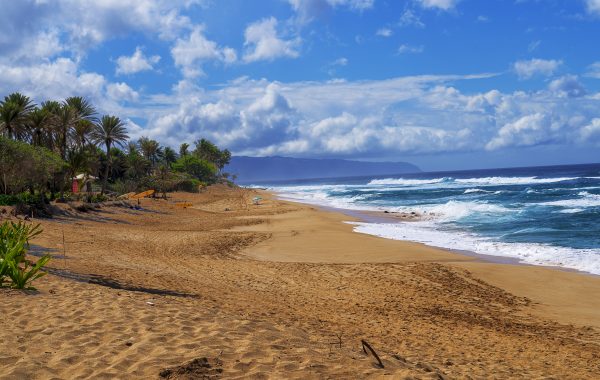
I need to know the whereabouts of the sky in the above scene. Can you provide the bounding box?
[1,0,600,171]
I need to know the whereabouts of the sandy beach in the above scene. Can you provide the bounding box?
[1,185,600,379]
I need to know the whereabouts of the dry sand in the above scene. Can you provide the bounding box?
[1,185,599,379]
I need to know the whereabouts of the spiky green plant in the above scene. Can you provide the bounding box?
[6,254,51,290]
[0,221,49,290]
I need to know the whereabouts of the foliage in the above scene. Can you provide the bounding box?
[172,155,217,182]
[90,115,129,194]
[0,137,67,195]
[0,221,49,290]
[0,192,44,206]
[174,178,203,193]
[193,138,231,172]
[1,91,233,202]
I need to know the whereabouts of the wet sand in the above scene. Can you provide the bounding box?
[1,185,599,379]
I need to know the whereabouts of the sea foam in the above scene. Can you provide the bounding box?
[351,221,600,275]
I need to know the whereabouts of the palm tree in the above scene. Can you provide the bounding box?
[55,104,76,159]
[138,137,161,167]
[26,107,49,146]
[126,141,139,155]
[179,143,190,172]
[39,100,62,151]
[162,147,178,166]
[65,96,97,123]
[72,119,94,149]
[0,92,35,140]
[91,115,129,194]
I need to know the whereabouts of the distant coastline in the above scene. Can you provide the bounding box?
[225,155,420,183]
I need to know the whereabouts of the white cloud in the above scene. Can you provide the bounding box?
[90,70,599,159]
[0,58,105,101]
[398,44,424,54]
[416,0,460,11]
[548,75,586,98]
[115,47,160,75]
[171,26,237,78]
[585,62,600,78]
[107,82,140,102]
[376,28,393,37]
[243,17,300,62]
[513,58,562,79]
[580,118,600,142]
[486,113,552,150]
[585,0,600,15]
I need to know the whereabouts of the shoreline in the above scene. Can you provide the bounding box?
[255,190,600,328]
[271,190,599,277]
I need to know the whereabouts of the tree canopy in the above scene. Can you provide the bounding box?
[0,91,233,200]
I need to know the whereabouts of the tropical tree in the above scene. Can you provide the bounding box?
[138,137,161,167]
[193,138,231,173]
[179,142,190,173]
[72,119,95,149]
[90,115,129,194]
[65,96,96,124]
[0,93,35,140]
[26,107,51,146]
[55,104,76,160]
[162,146,178,166]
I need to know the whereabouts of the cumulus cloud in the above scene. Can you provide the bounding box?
[116,47,160,75]
[548,75,586,98]
[416,0,460,11]
[107,82,140,102]
[243,18,300,62]
[486,113,551,150]
[171,26,237,78]
[585,62,600,78]
[0,58,105,101]
[580,118,600,143]
[513,58,562,79]
[130,71,600,158]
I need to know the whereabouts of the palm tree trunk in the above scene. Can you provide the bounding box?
[101,142,111,195]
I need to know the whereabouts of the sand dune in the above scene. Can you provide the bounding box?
[1,186,599,378]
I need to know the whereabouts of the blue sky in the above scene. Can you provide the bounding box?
[1,0,600,171]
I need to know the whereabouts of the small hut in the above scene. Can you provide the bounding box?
[72,174,98,193]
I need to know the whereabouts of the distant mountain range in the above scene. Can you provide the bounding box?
[225,156,421,183]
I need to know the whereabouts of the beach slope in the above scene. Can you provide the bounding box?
[1,186,599,379]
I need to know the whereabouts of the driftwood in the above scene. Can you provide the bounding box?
[361,339,384,368]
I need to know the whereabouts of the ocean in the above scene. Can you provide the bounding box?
[260,163,600,275]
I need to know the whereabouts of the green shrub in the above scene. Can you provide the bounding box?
[0,221,49,290]
[174,178,202,193]
[0,137,67,195]
[0,194,17,206]
[0,192,43,206]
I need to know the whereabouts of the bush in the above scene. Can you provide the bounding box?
[0,221,50,290]
[0,192,44,206]
[174,178,203,193]
[0,137,67,195]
